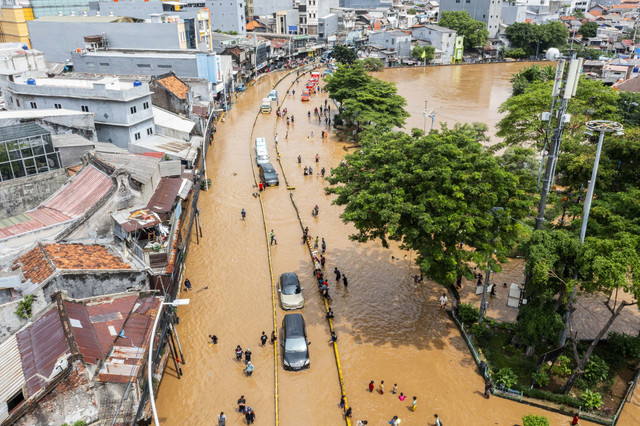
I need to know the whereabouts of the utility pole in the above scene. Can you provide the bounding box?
[535,50,583,230]
[423,100,435,132]
[558,120,623,346]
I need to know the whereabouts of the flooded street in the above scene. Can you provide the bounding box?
[156,63,603,425]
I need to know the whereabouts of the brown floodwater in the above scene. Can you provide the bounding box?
[155,64,610,425]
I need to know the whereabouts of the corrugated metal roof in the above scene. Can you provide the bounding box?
[17,308,69,397]
[43,165,112,218]
[64,301,103,364]
[98,296,159,383]
[85,295,137,356]
[92,151,160,186]
[0,165,113,240]
[0,335,26,423]
[146,177,183,213]
[112,207,163,233]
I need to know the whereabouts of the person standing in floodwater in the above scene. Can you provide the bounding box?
[235,345,243,360]
[335,267,341,282]
[261,331,267,346]
[368,380,375,392]
[241,209,246,221]
[244,348,252,364]
[343,275,348,287]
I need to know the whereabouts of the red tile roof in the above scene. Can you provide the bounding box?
[15,243,131,285]
[0,165,113,240]
[157,75,189,100]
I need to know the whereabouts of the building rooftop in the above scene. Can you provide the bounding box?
[33,15,132,23]
[75,50,198,59]
[15,243,132,285]
[0,165,114,241]
[419,24,456,33]
[155,75,189,100]
[91,151,161,186]
[152,106,195,134]
[51,134,95,148]
[0,109,91,120]
[13,76,139,90]
[130,134,199,163]
[0,122,48,142]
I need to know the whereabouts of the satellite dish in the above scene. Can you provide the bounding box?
[546,48,561,61]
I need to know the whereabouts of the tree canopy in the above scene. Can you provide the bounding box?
[505,22,568,56]
[332,45,358,65]
[326,124,532,287]
[578,22,598,38]
[341,78,409,129]
[359,57,385,71]
[411,45,435,62]
[439,11,489,50]
[324,63,372,103]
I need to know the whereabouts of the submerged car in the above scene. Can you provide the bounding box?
[282,313,310,371]
[278,272,304,310]
[301,90,310,102]
[259,162,279,186]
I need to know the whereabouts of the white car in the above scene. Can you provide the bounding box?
[278,272,304,310]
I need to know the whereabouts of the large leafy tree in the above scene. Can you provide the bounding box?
[326,124,532,288]
[359,57,385,71]
[324,63,372,104]
[506,22,568,55]
[341,78,409,129]
[411,45,435,62]
[331,45,358,65]
[578,22,598,38]
[509,64,555,96]
[439,11,489,49]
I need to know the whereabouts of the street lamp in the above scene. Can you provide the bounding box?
[148,298,190,426]
[558,119,623,346]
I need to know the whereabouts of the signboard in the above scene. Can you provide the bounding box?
[215,55,222,83]
[288,25,298,32]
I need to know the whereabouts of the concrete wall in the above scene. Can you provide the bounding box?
[210,0,246,35]
[340,0,391,8]
[0,286,48,343]
[72,52,200,78]
[27,21,183,62]
[0,168,68,217]
[253,0,292,16]
[411,25,457,64]
[42,270,148,301]
[318,14,338,40]
[439,0,501,38]
[149,82,190,116]
[369,31,412,57]
[501,3,527,25]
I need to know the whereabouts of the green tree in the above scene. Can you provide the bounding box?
[496,77,620,149]
[509,64,555,96]
[359,57,385,71]
[326,124,531,288]
[578,22,598,38]
[562,232,640,393]
[506,22,568,55]
[539,21,569,51]
[505,22,539,54]
[523,414,550,426]
[517,230,578,355]
[617,91,640,127]
[332,45,358,64]
[504,48,528,59]
[341,78,409,129]
[411,45,435,62]
[407,7,417,14]
[324,62,372,104]
[439,11,489,49]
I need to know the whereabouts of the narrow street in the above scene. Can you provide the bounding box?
[156,65,600,425]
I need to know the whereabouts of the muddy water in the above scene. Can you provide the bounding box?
[156,64,602,426]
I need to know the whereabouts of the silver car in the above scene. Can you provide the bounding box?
[278,272,304,310]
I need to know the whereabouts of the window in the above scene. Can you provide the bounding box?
[54,103,61,109]
[130,106,137,114]
[143,101,149,110]
[16,99,20,107]
[134,132,141,140]
[81,105,89,112]
[30,102,36,109]
[99,62,110,66]
[147,127,153,135]
[158,64,172,69]
[6,390,24,412]
[137,64,151,68]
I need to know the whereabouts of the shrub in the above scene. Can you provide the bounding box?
[581,389,603,411]
[548,355,572,377]
[495,367,518,389]
[516,386,583,409]
[15,294,36,319]
[581,354,609,387]
[471,322,489,338]
[458,302,480,325]
[608,332,640,359]
[531,370,550,388]
[522,414,550,426]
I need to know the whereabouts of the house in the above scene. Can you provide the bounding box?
[602,64,632,84]
[411,24,457,64]
[368,30,412,58]
[583,59,606,78]
[438,0,501,38]
[614,75,640,92]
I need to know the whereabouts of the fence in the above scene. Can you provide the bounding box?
[449,308,633,425]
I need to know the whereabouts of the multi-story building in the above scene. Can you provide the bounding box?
[411,24,457,64]
[438,0,501,39]
[318,13,337,41]
[0,0,33,46]
[6,75,155,148]
[369,29,412,58]
[0,43,46,105]
[27,15,190,62]
[210,0,246,35]
[276,9,299,33]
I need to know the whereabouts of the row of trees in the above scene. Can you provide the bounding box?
[505,22,569,57]
[324,60,640,395]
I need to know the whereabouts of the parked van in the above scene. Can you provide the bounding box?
[259,162,279,187]
[255,137,267,150]
[261,98,272,113]
[255,146,269,165]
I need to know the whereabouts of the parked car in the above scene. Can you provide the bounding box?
[282,313,310,371]
[268,89,278,101]
[278,272,304,310]
[236,83,246,93]
[259,162,279,186]
[261,98,272,113]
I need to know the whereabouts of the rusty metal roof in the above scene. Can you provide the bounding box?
[0,165,113,240]
[112,207,163,233]
[64,301,103,364]
[85,295,138,356]
[16,308,69,397]
[98,296,160,383]
[146,177,183,213]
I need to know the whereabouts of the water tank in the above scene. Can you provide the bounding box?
[26,78,36,85]
[22,45,28,50]
[133,80,142,87]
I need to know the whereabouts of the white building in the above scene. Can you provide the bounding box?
[411,24,457,64]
